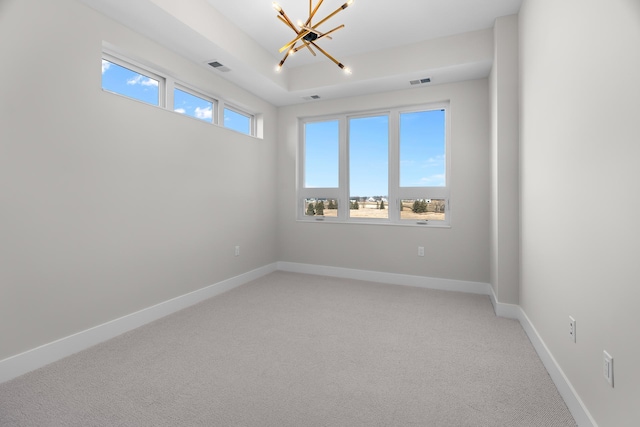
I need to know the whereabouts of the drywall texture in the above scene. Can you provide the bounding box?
[519,0,640,425]
[277,80,491,284]
[0,0,277,361]
[489,15,520,305]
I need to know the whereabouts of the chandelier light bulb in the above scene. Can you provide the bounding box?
[272,2,282,12]
[344,67,352,75]
[346,0,354,6]
[275,64,282,72]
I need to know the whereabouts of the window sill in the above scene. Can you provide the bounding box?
[296,218,451,228]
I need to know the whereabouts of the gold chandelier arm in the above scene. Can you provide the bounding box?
[313,0,352,30]
[279,30,310,53]
[317,24,345,40]
[303,40,316,56]
[300,23,344,41]
[294,41,317,56]
[277,49,292,70]
[275,6,299,33]
[309,41,341,67]
[277,14,297,32]
[305,0,325,26]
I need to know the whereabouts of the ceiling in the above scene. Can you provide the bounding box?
[82,0,522,106]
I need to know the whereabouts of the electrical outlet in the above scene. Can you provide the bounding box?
[603,351,614,387]
[418,246,424,257]
[235,246,240,257]
[569,316,576,343]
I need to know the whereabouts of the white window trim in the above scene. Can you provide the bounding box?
[298,102,451,227]
[101,47,258,137]
[222,103,256,136]
[102,51,166,107]
[173,83,219,125]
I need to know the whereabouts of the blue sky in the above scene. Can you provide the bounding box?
[305,110,445,197]
[102,59,251,134]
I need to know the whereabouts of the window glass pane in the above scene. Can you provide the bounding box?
[101,59,159,106]
[349,115,389,219]
[173,89,213,122]
[224,108,251,134]
[400,199,446,221]
[304,198,338,218]
[400,109,446,187]
[304,120,339,188]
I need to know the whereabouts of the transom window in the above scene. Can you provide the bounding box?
[173,85,216,123]
[224,107,254,135]
[101,54,163,106]
[101,49,257,137]
[299,103,450,226]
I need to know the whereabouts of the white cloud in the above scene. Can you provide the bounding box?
[174,108,186,114]
[101,60,110,74]
[126,75,158,87]
[195,106,213,120]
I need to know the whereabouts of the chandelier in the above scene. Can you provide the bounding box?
[272,0,354,73]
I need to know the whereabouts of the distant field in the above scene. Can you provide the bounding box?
[309,201,445,220]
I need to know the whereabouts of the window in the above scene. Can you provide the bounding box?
[101,54,163,106]
[299,103,450,226]
[349,115,389,220]
[224,106,253,135]
[173,86,216,123]
[101,50,257,137]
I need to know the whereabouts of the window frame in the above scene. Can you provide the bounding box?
[101,48,258,137]
[172,83,218,124]
[222,103,256,136]
[101,52,166,107]
[298,102,451,227]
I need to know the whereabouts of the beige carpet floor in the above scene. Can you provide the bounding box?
[0,271,576,426]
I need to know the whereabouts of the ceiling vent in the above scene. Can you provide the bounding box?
[207,61,231,72]
[410,77,431,86]
[302,95,321,101]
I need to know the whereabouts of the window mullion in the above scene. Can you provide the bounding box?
[339,116,349,221]
[388,109,400,222]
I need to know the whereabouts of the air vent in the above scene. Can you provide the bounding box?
[410,77,431,86]
[302,95,321,101]
[207,60,231,72]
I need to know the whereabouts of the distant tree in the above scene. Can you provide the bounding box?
[412,200,420,213]
[353,200,359,210]
[420,199,428,213]
[315,200,325,215]
[306,202,315,216]
[400,202,404,211]
[327,200,335,210]
[379,200,385,210]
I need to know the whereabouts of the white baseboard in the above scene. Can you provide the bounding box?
[277,261,491,295]
[488,285,521,319]
[0,261,596,427]
[0,263,277,384]
[515,306,596,427]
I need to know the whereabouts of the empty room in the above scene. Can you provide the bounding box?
[0,0,638,425]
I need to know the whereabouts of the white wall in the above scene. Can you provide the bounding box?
[277,80,491,284]
[489,15,520,305]
[0,0,278,361]
[519,0,640,425]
